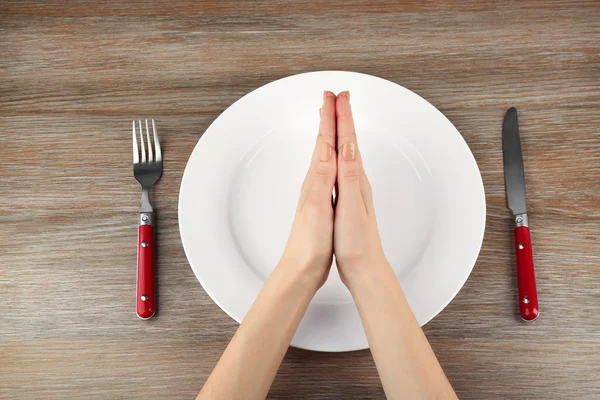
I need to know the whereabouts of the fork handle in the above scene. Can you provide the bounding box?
[137,215,155,319]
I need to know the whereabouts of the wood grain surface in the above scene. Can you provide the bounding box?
[1,1,599,398]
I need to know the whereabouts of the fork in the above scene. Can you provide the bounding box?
[132,119,162,319]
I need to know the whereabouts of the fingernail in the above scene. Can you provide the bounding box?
[324,91,334,99]
[345,90,350,101]
[319,143,333,161]
[323,90,327,102]
[342,142,356,161]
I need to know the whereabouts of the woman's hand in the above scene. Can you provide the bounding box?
[279,90,338,289]
[198,91,339,400]
[333,91,388,290]
[332,91,457,399]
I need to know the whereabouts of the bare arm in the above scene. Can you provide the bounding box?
[334,91,457,399]
[348,260,457,399]
[198,262,319,400]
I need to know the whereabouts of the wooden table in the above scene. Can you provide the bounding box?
[2,1,599,398]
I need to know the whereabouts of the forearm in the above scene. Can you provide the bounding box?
[349,261,457,400]
[198,262,318,400]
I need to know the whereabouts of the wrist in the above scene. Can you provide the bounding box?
[344,256,396,298]
[273,257,325,296]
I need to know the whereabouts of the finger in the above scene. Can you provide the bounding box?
[335,91,360,162]
[337,151,375,214]
[298,91,337,210]
[311,90,336,164]
[336,91,376,214]
[336,91,363,197]
[337,142,364,211]
[308,91,337,196]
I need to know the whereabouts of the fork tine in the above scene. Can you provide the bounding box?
[132,121,139,164]
[152,119,162,162]
[145,119,153,162]
[138,120,146,163]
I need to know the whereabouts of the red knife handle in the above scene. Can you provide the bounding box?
[514,226,539,321]
[137,223,155,319]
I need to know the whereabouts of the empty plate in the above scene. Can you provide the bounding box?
[179,71,485,352]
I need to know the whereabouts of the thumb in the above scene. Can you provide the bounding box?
[337,141,363,202]
[298,142,337,212]
[336,91,364,203]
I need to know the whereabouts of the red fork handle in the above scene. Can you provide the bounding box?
[137,224,155,319]
[514,226,539,321]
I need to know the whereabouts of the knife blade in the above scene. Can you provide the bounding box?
[502,107,539,321]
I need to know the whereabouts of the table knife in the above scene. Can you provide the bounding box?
[502,107,539,321]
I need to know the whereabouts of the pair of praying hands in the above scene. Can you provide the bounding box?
[281,90,385,293]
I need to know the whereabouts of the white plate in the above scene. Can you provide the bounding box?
[179,71,485,352]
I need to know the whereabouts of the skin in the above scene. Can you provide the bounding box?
[198,91,457,400]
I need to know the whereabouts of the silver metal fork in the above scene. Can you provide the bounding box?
[132,119,162,320]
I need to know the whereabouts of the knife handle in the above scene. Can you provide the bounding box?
[137,223,155,319]
[514,226,539,321]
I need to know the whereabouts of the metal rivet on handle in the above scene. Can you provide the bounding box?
[518,243,525,249]
[141,241,148,247]
[142,215,148,221]
[523,296,530,304]
[141,294,148,301]
[516,216,523,223]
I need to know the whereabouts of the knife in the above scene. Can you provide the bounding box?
[502,107,539,321]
